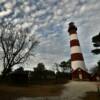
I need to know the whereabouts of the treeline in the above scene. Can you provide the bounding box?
[0,61,71,85]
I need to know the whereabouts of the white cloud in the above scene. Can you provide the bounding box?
[0,9,11,17]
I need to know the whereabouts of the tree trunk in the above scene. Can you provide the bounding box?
[1,67,12,79]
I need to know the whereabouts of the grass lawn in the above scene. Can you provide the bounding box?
[81,92,100,100]
[0,84,65,100]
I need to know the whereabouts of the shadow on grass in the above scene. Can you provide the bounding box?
[81,91,100,100]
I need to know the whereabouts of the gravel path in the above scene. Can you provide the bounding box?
[17,81,98,100]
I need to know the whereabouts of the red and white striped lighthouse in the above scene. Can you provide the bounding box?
[68,22,86,71]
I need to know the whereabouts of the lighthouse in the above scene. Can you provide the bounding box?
[68,22,88,80]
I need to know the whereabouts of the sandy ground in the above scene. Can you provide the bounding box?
[16,81,99,100]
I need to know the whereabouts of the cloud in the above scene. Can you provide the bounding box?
[0,1,13,17]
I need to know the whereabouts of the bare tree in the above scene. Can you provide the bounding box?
[53,63,60,73]
[0,22,39,77]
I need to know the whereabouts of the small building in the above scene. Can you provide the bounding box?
[72,68,90,80]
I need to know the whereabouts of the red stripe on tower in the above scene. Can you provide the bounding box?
[71,53,84,61]
[70,39,80,47]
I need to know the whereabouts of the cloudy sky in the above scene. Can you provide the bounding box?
[0,0,100,71]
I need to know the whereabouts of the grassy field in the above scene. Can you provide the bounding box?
[81,92,100,100]
[0,84,65,100]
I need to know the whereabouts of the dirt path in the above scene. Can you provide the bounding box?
[62,81,98,100]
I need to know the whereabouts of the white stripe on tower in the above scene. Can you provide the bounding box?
[72,61,86,70]
[68,22,86,70]
[71,46,82,54]
[70,34,78,40]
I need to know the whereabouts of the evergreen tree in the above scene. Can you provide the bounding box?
[92,33,100,54]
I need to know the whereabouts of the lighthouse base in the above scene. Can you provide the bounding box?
[72,68,90,81]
